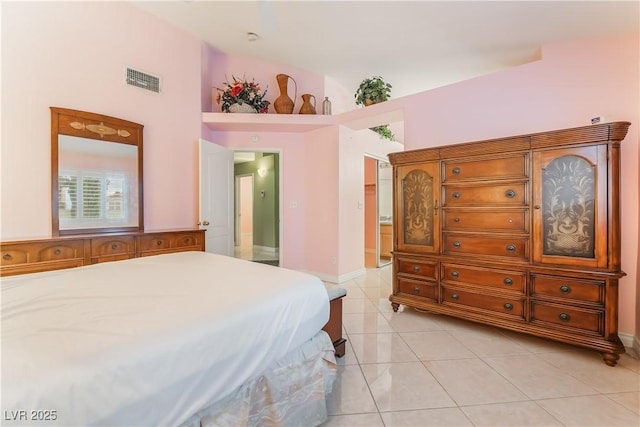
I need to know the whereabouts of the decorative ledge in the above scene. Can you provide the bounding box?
[203,100,405,133]
[202,112,336,132]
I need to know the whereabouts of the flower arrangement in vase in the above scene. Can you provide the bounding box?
[215,75,270,113]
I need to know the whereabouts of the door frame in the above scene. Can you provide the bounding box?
[234,173,254,247]
[232,148,284,263]
[364,153,392,268]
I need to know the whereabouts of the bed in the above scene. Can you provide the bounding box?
[1,251,337,426]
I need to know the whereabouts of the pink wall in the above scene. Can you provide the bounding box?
[306,127,340,277]
[338,127,405,279]
[206,130,309,269]
[202,46,325,116]
[1,2,202,240]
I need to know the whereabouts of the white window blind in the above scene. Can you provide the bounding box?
[59,170,130,229]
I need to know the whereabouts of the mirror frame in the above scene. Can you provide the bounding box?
[51,107,144,236]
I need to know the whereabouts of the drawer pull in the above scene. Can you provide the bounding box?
[503,277,513,286]
[452,167,461,175]
[412,265,421,273]
[504,303,513,311]
[156,240,162,246]
[453,241,462,248]
[3,253,12,260]
[413,286,420,294]
[111,244,118,250]
[453,217,460,222]
[451,270,459,278]
[559,313,571,322]
[451,293,459,300]
[505,189,517,198]
[505,244,516,253]
[54,248,61,255]
[559,285,571,294]
[452,192,461,199]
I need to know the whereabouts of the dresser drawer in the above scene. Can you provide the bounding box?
[442,264,525,293]
[443,234,529,260]
[397,277,438,302]
[530,302,603,335]
[443,155,527,182]
[138,231,204,255]
[1,240,86,275]
[91,236,135,263]
[139,234,172,252]
[531,275,603,304]
[1,240,85,265]
[443,209,528,232]
[396,257,437,279]
[442,286,524,319]
[444,182,527,206]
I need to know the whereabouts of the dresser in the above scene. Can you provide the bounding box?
[388,122,630,366]
[0,229,205,276]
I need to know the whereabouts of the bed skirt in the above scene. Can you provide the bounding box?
[180,330,337,427]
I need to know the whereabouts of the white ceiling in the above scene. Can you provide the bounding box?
[132,1,638,98]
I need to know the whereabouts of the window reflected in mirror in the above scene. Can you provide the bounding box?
[58,135,138,230]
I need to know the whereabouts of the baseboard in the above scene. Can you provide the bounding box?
[253,245,279,254]
[304,268,367,284]
[619,332,640,357]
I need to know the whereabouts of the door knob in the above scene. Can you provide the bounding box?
[199,221,210,226]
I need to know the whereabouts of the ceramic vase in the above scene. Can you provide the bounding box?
[274,74,296,114]
[299,94,316,114]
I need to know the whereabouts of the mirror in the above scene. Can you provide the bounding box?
[51,107,144,236]
[377,160,393,267]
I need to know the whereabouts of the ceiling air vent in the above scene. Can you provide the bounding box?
[125,67,161,93]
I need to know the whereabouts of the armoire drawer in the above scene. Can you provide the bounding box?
[442,154,527,182]
[441,263,525,293]
[396,257,437,280]
[397,277,438,302]
[530,302,603,335]
[442,286,524,319]
[443,209,528,232]
[531,275,603,305]
[443,182,527,206]
[443,234,529,260]
[91,236,135,263]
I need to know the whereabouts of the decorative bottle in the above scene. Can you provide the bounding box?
[322,96,332,115]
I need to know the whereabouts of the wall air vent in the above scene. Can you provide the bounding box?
[125,67,161,93]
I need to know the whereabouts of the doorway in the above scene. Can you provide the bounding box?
[364,156,393,268]
[234,174,254,259]
[232,151,280,265]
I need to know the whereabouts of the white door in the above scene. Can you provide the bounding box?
[199,139,234,256]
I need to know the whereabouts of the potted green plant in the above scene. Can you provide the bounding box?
[370,125,395,141]
[354,76,392,106]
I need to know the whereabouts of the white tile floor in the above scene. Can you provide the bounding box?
[321,265,640,427]
[233,236,279,264]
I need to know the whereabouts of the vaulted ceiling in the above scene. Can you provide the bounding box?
[133,1,639,98]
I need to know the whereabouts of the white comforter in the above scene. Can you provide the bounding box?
[1,251,329,426]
